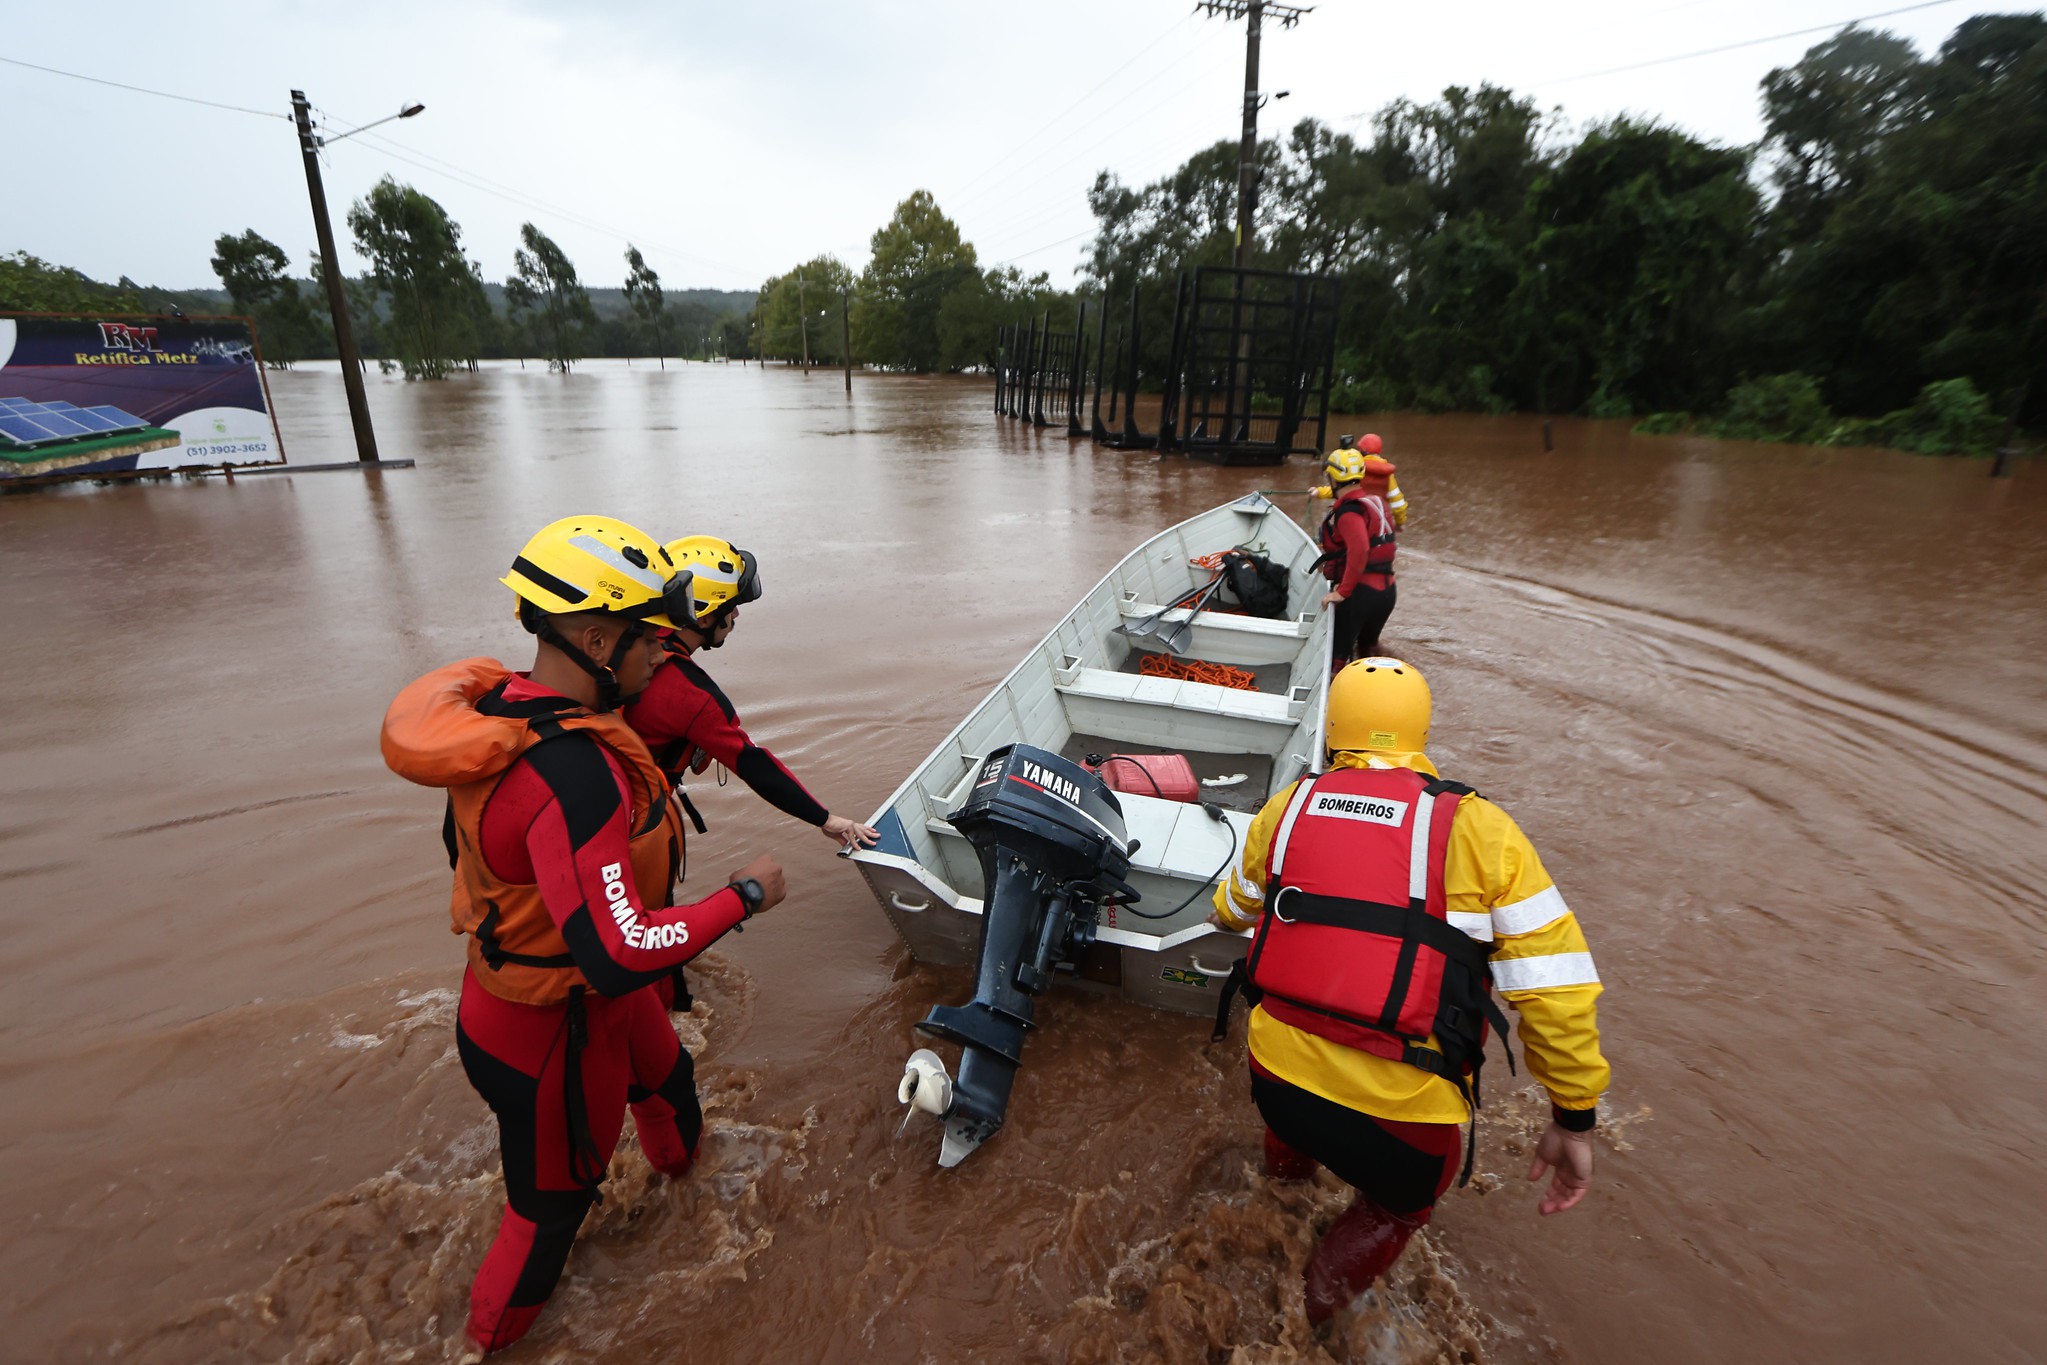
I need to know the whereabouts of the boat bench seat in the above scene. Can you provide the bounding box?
[1116,596,1312,666]
[1054,664,1307,755]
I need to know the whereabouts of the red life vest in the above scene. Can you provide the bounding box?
[1314,490,1396,583]
[1241,766,1509,1102]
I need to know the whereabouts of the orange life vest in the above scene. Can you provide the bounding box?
[381,658,682,1005]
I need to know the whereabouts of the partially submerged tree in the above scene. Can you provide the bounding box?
[623,245,667,368]
[853,192,980,371]
[507,224,595,373]
[346,177,481,379]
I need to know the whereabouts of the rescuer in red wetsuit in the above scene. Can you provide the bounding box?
[381,516,789,1354]
[624,534,879,852]
[1314,448,1399,663]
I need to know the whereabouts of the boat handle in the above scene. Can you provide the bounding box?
[890,892,931,913]
[1189,956,1237,976]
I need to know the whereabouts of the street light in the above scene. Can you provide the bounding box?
[318,102,426,148]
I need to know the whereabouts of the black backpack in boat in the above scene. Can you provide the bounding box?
[1220,549,1288,619]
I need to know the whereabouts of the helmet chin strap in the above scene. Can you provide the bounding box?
[535,617,646,712]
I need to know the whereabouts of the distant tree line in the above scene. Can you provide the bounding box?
[0,188,753,378]
[750,190,1074,373]
[1081,13,2047,449]
[728,16,2041,451]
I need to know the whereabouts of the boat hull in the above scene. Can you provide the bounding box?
[850,494,1332,1018]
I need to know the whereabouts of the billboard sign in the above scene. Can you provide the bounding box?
[0,315,285,481]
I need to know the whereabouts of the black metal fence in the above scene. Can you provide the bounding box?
[992,267,1340,467]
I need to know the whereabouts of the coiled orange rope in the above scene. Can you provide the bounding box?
[1138,652,1260,691]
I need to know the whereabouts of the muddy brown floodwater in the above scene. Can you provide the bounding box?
[2,362,2043,1364]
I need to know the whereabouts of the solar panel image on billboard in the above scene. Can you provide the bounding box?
[0,400,153,449]
[0,397,175,477]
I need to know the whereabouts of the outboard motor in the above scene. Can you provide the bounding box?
[903,743,1138,1167]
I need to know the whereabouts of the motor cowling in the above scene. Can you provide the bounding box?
[912,743,1139,1165]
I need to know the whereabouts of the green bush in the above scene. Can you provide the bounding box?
[1412,383,1460,414]
[1459,365,1514,415]
[1872,378,2001,455]
[1585,387,1633,420]
[1634,411,1693,436]
[1703,372,1832,443]
[1330,372,1399,413]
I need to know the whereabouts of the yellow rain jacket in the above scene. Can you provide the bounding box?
[1384,475,1408,528]
[1314,476,1408,526]
[1214,750,1607,1125]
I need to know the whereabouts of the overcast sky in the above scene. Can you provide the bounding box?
[2,0,1990,294]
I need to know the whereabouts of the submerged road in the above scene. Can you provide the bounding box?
[0,362,2041,1362]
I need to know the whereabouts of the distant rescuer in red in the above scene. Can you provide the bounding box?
[624,533,880,851]
[1314,444,1402,665]
[380,515,788,1354]
[1210,658,1609,1328]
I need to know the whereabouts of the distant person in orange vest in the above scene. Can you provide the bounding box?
[381,516,789,1353]
[1212,658,1608,1327]
[1322,434,1408,525]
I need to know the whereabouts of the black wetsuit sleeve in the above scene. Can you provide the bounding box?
[675,658,831,827]
[734,744,831,827]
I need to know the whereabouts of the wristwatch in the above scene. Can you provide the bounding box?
[729,877,765,918]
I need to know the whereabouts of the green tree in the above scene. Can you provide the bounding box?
[506,223,595,373]
[936,265,1068,372]
[0,251,143,313]
[209,229,327,367]
[346,177,480,379]
[853,191,981,371]
[1759,27,1924,241]
[758,256,854,363]
[1757,16,2047,421]
[623,245,667,368]
[1522,120,1758,415]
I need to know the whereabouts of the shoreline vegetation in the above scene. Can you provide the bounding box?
[4,13,2041,455]
[1633,374,2025,457]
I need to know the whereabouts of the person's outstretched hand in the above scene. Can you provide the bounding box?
[1527,1121,1595,1215]
[821,814,879,850]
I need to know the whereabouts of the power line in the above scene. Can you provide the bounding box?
[0,53,287,119]
[988,229,1095,269]
[314,111,756,284]
[1540,0,1966,85]
[946,12,1199,203]
[947,19,1239,216]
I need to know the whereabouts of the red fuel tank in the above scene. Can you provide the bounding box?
[1086,753,1199,804]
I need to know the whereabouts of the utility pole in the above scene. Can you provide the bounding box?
[1197,1,1309,269]
[798,269,811,375]
[291,90,379,463]
[842,289,853,395]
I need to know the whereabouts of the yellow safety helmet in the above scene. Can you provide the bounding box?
[1326,656,1431,758]
[502,515,692,629]
[662,535,761,623]
[1324,446,1369,486]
